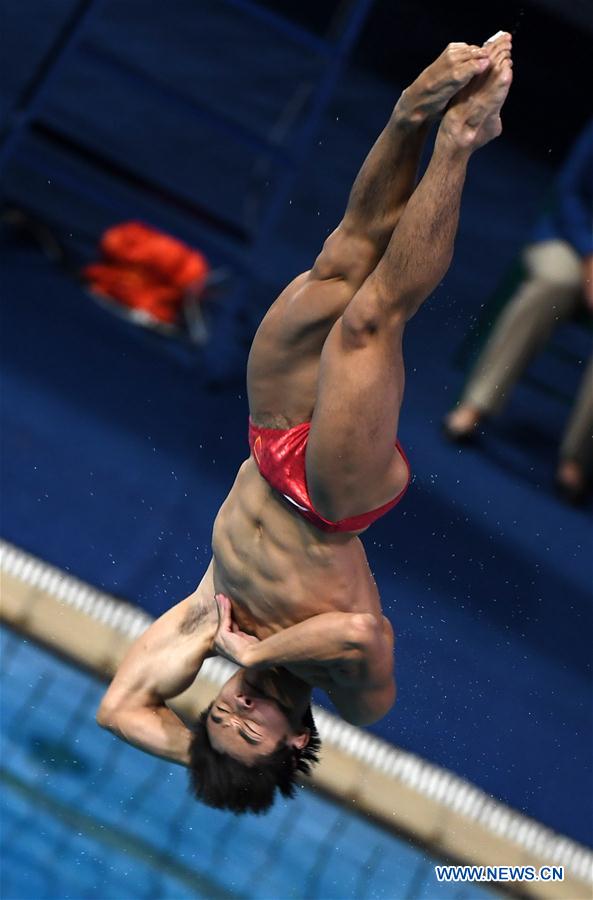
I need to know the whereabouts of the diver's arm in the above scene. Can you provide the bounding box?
[244,612,377,670]
[215,594,389,676]
[215,596,397,726]
[97,703,193,766]
[326,678,396,726]
[322,615,396,725]
[214,593,374,669]
[96,562,218,764]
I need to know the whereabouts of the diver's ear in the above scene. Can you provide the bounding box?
[289,728,310,750]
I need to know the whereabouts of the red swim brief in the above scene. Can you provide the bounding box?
[248,418,411,533]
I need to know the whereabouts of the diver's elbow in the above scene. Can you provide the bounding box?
[357,681,397,726]
[96,697,120,732]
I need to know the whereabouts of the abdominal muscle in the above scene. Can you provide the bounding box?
[210,458,382,640]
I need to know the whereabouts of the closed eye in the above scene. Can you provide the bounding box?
[209,709,262,745]
[238,730,260,745]
[215,705,262,736]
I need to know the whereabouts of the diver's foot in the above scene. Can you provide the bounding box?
[442,404,483,442]
[438,32,513,150]
[396,42,491,125]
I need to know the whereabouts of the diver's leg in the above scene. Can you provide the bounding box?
[305,36,513,520]
[247,44,492,426]
[316,40,492,277]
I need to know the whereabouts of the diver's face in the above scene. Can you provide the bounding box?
[205,670,310,764]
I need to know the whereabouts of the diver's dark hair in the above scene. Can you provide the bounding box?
[187,704,321,815]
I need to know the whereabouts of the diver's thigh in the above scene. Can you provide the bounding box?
[305,314,407,521]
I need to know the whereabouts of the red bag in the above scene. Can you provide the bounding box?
[83,222,209,324]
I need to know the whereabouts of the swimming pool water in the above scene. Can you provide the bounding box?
[0,625,499,899]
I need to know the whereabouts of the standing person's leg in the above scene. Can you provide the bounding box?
[556,354,593,501]
[444,240,583,438]
[305,37,513,521]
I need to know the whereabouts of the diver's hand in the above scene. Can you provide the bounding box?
[214,593,260,666]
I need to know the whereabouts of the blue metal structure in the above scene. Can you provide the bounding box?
[0,0,374,269]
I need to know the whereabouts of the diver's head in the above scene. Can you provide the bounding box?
[188,669,320,814]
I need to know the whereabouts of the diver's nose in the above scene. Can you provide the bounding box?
[236,694,253,710]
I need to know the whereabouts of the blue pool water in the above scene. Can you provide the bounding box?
[0,625,500,899]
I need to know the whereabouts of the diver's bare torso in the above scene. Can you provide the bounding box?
[204,259,399,690]
[210,456,387,686]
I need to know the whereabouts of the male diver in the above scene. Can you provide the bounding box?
[97,34,513,813]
